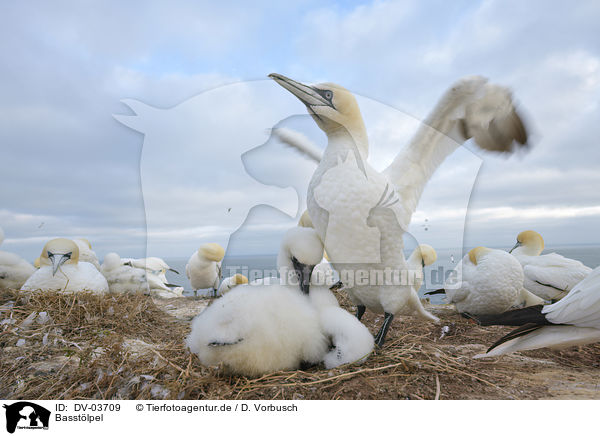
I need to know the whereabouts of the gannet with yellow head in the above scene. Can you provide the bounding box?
[270,73,527,346]
[186,242,225,296]
[216,273,249,296]
[21,238,108,293]
[426,246,543,315]
[474,266,600,358]
[509,230,592,301]
[0,226,36,289]
[74,238,101,270]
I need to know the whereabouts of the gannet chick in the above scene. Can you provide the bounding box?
[74,238,101,270]
[216,274,249,296]
[21,238,108,294]
[510,230,592,301]
[101,252,182,297]
[427,247,543,315]
[270,73,526,346]
[308,278,374,369]
[473,266,600,358]
[0,226,36,289]
[186,228,328,376]
[186,243,224,296]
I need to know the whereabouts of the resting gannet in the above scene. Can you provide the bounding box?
[21,238,108,294]
[473,266,600,357]
[122,256,179,282]
[426,247,544,315]
[74,238,101,270]
[101,252,182,297]
[270,73,527,346]
[510,230,592,301]
[0,226,36,289]
[186,243,224,296]
[216,273,249,296]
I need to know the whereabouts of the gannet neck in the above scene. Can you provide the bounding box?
[409,244,437,266]
[513,230,544,256]
[468,246,492,265]
[326,124,369,161]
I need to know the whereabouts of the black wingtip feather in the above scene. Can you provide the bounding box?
[472,305,552,327]
[486,323,543,353]
[424,288,446,296]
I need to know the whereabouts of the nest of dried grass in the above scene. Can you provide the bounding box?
[1,288,599,400]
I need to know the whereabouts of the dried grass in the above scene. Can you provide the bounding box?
[1,288,599,400]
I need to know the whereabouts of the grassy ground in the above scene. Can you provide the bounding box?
[1,288,599,400]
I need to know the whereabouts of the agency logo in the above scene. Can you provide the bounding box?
[3,402,50,434]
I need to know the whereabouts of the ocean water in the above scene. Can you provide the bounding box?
[164,245,600,302]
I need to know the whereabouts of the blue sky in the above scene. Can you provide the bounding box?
[1,0,599,261]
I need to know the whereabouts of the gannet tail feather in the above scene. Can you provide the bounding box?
[271,127,323,163]
[383,76,528,227]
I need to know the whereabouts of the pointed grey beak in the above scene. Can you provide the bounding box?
[169,268,180,275]
[509,241,521,254]
[291,256,315,295]
[268,73,333,109]
[49,252,72,276]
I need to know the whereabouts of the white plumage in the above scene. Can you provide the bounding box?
[101,252,182,297]
[406,244,437,294]
[270,73,526,345]
[0,226,36,289]
[475,266,600,358]
[22,238,108,294]
[74,238,101,270]
[441,247,543,315]
[510,230,592,301]
[122,256,179,282]
[187,227,374,376]
[308,285,374,368]
[186,243,225,293]
[186,228,328,376]
[216,274,249,296]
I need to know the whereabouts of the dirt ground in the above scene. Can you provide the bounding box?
[1,288,599,400]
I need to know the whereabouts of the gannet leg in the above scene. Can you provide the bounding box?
[374,312,394,347]
[356,305,366,320]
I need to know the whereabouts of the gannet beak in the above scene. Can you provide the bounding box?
[169,268,180,274]
[268,73,333,109]
[49,252,72,276]
[291,256,315,295]
[509,241,521,254]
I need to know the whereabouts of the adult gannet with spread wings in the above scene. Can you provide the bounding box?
[473,266,600,358]
[270,73,527,346]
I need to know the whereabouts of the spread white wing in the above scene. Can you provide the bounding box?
[382,76,527,227]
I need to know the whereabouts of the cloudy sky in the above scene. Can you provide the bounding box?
[1,0,599,262]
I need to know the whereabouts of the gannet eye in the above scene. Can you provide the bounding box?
[47,252,54,258]
[324,90,333,100]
